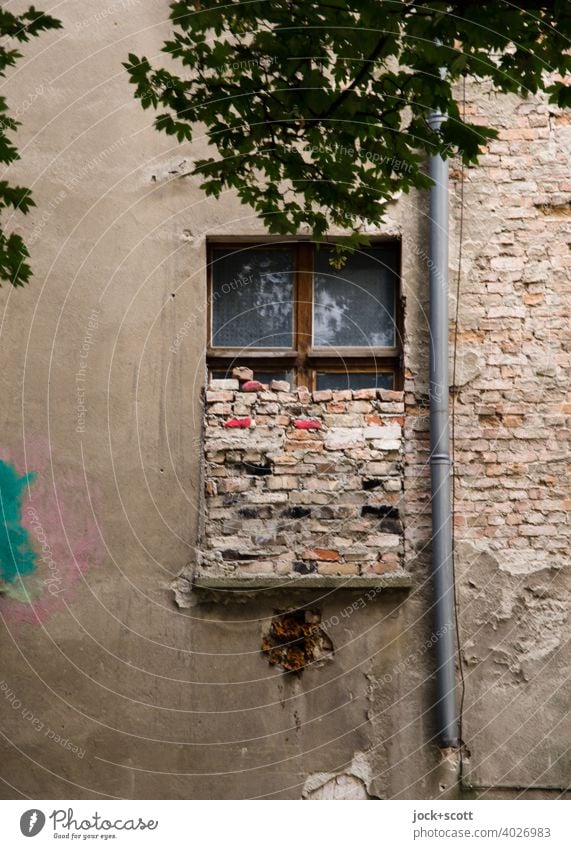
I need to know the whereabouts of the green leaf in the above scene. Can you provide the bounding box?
[124,0,571,255]
[0,5,62,287]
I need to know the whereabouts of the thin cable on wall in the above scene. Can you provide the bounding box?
[451,74,467,769]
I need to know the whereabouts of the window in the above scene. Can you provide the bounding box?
[207,242,401,390]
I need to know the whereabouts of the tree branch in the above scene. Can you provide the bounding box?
[318,2,415,120]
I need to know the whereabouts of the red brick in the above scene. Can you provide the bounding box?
[353,388,377,400]
[312,390,333,402]
[378,389,404,402]
[232,366,254,382]
[365,413,385,426]
[302,548,340,561]
[207,390,234,403]
[293,418,322,430]
[224,417,253,428]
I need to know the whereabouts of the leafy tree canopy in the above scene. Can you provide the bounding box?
[0,5,62,286]
[126,1,570,256]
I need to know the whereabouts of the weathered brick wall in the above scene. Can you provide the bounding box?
[344,84,569,792]
[397,88,570,579]
[446,86,570,789]
[450,91,569,575]
[199,375,406,579]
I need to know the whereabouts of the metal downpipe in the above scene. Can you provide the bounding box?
[427,109,459,749]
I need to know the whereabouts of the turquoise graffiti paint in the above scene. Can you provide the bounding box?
[0,461,37,583]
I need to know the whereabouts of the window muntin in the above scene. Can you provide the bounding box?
[208,242,401,390]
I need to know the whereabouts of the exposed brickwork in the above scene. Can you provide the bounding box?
[450,100,569,574]
[394,88,570,790]
[397,93,570,584]
[198,379,406,578]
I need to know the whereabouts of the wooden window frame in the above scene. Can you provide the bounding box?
[207,240,403,390]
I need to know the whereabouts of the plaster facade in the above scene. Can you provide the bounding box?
[0,1,568,799]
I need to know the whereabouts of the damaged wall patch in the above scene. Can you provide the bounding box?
[261,609,333,673]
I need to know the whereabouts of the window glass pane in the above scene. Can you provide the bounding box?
[316,371,394,391]
[313,248,397,348]
[254,371,294,386]
[211,248,294,348]
[212,369,293,386]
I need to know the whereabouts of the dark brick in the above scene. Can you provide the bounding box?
[363,478,383,490]
[238,505,273,519]
[221,550,254,561]
[313,506,335,519]
[280,506,312,519]
[294,560,316,574]
[238,506,259,519]
[243,461,272,476]
[313,506,356,520]
[361,505,400,518]
[379,517,404,535]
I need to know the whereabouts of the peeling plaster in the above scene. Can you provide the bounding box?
[450,346,483,388]
[456,542,568,683]
[302,752,376,799]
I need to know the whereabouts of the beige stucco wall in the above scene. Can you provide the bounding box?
[0,1,568,799]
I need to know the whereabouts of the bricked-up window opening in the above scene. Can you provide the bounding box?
[207,242,402,390]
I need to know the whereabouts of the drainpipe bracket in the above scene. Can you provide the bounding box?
[430,453,452,465]
[427,110,446,132]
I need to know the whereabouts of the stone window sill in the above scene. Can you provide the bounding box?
[192,572,413,594]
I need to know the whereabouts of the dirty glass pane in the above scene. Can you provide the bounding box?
[254,370,294,386]
[313,248,397,348]
[212,369,293,386]
[211,248,294,348]
[316,372,394,391]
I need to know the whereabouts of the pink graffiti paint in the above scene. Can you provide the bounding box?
[0,437,103,625]
[293,419,322,430]
[223,418,253,429]
[240,381,264,392]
